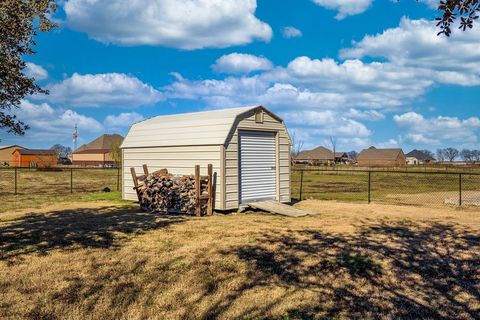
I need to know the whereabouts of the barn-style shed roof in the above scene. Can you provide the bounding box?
[121,106,284,149]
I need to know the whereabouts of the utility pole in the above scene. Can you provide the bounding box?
[72,123,78,152]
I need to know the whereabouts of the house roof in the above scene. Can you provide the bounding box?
[296,146,347,160]
[296,146,333,160]
[406,149,434,161]
[0,145,25,150]
[358,147,404,161]
[121,105,287,148]
[74,134,123,153]
[14,149,56,155]
[73,149,111,155]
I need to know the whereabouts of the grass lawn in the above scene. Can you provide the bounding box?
[0,199,478,319]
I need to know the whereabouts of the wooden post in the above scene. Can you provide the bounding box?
[195,165,201,217]
[207,164,213,215]
[142,164,149,176]
[70,167,73,193]
[130,167,142,203]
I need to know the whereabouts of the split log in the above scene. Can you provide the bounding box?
[132,167,211,215]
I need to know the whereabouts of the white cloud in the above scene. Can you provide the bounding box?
[281,110,372,150]
[4,101,148,146]
[7,100,103,145]
[43,73,163,108]
[282,26,302,38]
[394,112,480,146]
[377,139,399,148]
[104,112,145,129]
[64,0,272,50]
[311,0,373,19]
[25,63,48,80]
[212,53,273,74]
[340,17,480,85]
[346,108,385,121]
[422,0,440,9]
[165,56,434,111]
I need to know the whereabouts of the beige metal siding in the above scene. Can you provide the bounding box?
[122,145,223,209]
[224,111,291,210]
[121,106,257,149]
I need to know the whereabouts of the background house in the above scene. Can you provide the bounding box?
[71,134,123,166]
[0,145,25,165]
[357,147,406,167]
[295,146,348,165]
[406,149,435,165]
[12,149,57,168]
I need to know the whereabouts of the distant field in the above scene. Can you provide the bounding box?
[291,169,480,207]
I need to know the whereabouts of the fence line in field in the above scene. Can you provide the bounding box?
[293,168,480,207]
[0,167,121,196]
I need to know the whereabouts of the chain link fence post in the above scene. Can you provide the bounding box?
[117,166,120,191]
[368,170,371,204]
[14,167,18,195]
[459,173,462,207]
[70,167,73,194]
[299,169,304,201]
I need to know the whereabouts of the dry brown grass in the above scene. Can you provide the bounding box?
[0,200,479,319]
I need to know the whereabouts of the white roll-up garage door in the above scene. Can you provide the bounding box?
[239,131,277,204]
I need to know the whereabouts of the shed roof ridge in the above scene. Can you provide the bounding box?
[131,105,259,127]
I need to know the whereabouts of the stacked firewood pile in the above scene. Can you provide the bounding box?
[131,165,213,216]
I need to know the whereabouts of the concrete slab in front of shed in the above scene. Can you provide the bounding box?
[247,201,314,217]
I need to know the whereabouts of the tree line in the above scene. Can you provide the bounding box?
[436,148,480,163]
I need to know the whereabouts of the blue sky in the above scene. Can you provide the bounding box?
[2,0,479,152]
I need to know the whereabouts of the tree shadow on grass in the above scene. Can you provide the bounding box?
[0,205,185,261]
[207,220,480,319]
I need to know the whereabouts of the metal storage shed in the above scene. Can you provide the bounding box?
[121,106,291,211]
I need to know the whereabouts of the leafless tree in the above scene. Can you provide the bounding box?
[472,149,480,163]
[420,149,435,160]
[444,147,459,162]
[347,151,359,162]
[329,136,337,169]
[289,131,304,160]
[461,149,474,163]
[436,149,445,162]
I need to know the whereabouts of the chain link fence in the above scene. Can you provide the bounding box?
[0,167,121,197]
[292,168,480,207]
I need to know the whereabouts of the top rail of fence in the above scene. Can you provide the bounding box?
[0,166,119,170]
[292,167,480,176]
